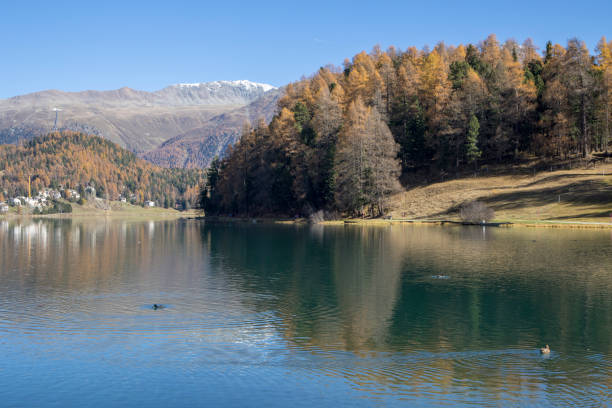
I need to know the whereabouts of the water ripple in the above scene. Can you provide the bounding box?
[1,220,612,407]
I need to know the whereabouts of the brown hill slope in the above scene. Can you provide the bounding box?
[388,158,612,223]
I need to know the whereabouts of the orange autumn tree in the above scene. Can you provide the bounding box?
[203,35,610,217]
[0,131,203,208]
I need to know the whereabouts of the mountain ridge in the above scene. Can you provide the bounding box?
[1,80,276,107]
[0,80,279,157]
[142,88,282,168]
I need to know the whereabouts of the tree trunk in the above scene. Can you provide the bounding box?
[456,134,460,170]
[582,96,588,157]
[606,102,610,154]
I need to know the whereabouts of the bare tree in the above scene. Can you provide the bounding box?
[460,201,495,223]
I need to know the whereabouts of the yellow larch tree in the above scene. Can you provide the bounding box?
[596,36,612,151]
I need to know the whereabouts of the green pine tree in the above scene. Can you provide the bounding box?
[466,114,481,168]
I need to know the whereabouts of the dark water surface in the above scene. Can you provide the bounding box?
[1,219,611,407]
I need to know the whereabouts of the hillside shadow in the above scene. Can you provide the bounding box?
[519,174,600,188]
[485,180,611,209]
[551,210,612,220]
[431,179,612,218]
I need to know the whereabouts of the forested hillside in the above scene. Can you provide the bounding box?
[202,35,612,217]
[0,131,203,208]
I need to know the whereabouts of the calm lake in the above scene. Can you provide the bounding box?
[1,219,611,407]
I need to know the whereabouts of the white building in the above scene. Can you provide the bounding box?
[119,196,127,203]
[10,198,21,206]
[145,201,155,207]
[65,189,80,200]
[0,203,8,213]
[25,197,40,208]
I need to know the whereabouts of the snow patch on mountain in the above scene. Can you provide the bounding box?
[175,80,276,92]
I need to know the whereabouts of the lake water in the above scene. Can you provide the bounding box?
[1,219,611,407]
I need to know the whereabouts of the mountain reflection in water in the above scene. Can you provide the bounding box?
[1,219,611,407]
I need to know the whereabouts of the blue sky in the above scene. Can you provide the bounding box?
[1,0,610,98]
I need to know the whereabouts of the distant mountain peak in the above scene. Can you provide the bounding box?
[0,79,282,162]
[173,80,277,93]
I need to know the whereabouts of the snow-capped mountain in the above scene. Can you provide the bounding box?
[0,80,279,154]
[175,80,276,92]
[156,80,277,106]
[144,88,282,168]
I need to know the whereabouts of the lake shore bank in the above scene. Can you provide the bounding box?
[1,201,199,220]
[201,216,612,229]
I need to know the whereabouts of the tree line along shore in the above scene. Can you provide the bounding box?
[199,35,612,221]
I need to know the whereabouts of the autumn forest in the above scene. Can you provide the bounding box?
[0,132,203,208]
[202,35,612,217]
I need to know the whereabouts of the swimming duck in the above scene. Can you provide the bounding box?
[153,304,164,310]
[540,345,550,354]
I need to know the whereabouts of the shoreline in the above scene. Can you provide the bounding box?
[199,162,612,230]
[1,210,199,220]
[200,216,612,229]
[3,212,611,228]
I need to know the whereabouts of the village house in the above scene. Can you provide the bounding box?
[5,186,70,211]
[119,196,127,203]
[25,197,43,209]
[34,194,47,204]
[0,202,9,213]
[64,189,80,200]
[85,186,96,197]
[145,201,155,207]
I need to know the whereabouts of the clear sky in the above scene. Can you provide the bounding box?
[1,0,610,98]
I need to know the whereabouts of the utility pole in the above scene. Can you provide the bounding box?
[52,108,62,131]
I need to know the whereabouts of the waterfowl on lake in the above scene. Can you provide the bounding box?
[540,345,550,354]
[152,304,164,310]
